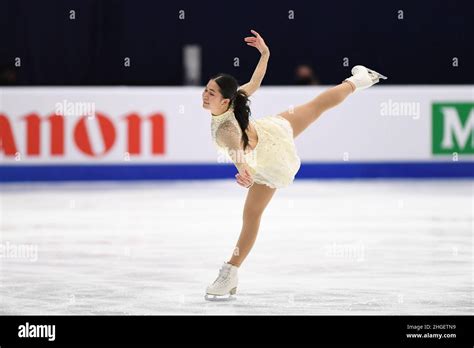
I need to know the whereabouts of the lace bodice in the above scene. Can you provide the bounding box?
[210,108,301,189]
[210,108,257,169]
[211,108,248,152]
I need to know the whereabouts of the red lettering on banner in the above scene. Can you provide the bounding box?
[150,113,165,155]
[0,111,165,158]
[49,114,65,155]
[24,114,40,155]
[74,113,116,157]
[125,113,165,155]
[125,114,141,155]
[0,114,18,155]
[24,114,65,156]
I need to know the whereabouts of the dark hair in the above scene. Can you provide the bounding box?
[212,73,252,150]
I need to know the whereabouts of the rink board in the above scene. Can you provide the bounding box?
[1,86,473,181]
[0,162,473,182]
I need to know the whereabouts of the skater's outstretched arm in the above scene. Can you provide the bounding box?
[238,30,270,97]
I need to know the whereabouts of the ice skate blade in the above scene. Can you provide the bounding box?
[367,68,387,80]
[204,294,237,302]
[204,287,237,302]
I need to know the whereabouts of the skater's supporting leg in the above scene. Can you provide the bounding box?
[228,183,276,267]
[278,81,354,138]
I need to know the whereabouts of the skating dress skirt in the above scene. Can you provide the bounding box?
[211,108,301,189]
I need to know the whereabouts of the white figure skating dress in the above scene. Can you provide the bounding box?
[211,108,301,189]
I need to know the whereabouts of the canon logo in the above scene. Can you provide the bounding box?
[0,112,165,158]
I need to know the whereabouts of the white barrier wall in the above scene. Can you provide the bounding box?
[0,86,473,165]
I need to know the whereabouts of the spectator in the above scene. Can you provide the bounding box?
[0,65,17,85]
[294,64,319,85]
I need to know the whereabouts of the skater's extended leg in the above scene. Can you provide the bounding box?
[228,183,277,267]
[278,65,387,139]
[278,81,354,138]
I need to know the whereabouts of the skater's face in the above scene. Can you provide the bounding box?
[202,79,231,114]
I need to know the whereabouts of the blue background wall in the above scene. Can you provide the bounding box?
[1,0,472,85]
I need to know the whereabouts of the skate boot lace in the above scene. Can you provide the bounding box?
[213,266,231,285]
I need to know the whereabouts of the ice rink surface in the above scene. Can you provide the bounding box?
[0,179,472,315]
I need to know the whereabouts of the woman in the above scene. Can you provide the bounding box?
[203,30,386,300]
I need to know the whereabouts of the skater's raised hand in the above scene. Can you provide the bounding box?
[235,168,254,188]
[244,30,269,55]
[238,30,270,97]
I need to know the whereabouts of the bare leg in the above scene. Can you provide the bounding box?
[278,81,354,138]
[227,83,354,267]
[228,183,277,267]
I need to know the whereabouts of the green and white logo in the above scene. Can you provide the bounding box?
[432,103,474,154]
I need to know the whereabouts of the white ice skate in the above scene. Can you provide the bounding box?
[205,262,238,301]
[345,65,387,92]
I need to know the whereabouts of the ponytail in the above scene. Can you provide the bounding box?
[232,89,252,150]
[212,73,252,150]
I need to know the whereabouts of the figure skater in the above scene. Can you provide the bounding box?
[203,30,386,300]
